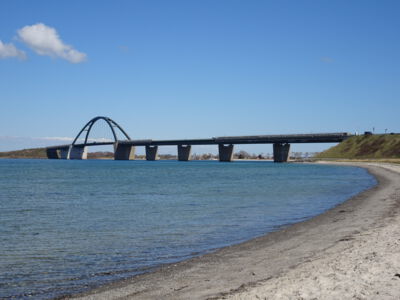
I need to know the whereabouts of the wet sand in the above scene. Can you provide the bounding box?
[67,163,400,300]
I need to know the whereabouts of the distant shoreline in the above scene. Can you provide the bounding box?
[64,162,400,299]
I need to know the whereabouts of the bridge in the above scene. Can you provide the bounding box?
[46,116,351,162]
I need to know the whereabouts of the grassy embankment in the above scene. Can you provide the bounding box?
[0,148,48,159]
[315,134,400,164]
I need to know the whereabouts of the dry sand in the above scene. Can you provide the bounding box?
[68,163,400,300]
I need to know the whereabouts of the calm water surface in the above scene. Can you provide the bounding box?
[0,159,376,299]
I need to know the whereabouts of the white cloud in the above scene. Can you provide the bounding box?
[39,136,74,141]
[87,138,114,143]
[39,137,114,143]
[320,56,334,63]
[0,136,113,143]
[118,45,130,53]
[0,40,26,60]
[17,23,86,63]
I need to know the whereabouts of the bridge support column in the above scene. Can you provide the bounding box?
[177,145,191,161]
[59,147,70,159]
[69,145,87,160]
[146,145,158,161]
[114,143,135,160]
[273,143,290,163]
[218,144,234,162]
[46,148,59,159]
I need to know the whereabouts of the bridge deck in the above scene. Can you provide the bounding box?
[117,133,350,146]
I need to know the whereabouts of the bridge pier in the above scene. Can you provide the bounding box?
[46,148,59,159]
[146,145,158,161]
[69,145,87,160]
[114,143,135,160]
[59,146,70,159]
[273,143,291,162]
[177,145,191,161]
[218,144,234,162]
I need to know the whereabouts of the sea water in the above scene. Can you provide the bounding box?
[0,159,376,299]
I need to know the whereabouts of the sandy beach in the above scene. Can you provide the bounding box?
[68,163,400,300]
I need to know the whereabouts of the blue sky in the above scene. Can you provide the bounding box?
[1,0,399,154]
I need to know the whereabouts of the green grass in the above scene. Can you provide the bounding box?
[315,134,400,159]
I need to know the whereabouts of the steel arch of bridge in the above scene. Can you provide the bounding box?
[72,116,131,146]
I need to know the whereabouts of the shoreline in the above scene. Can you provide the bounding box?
[66,163,400,299]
